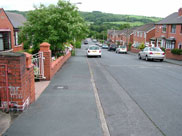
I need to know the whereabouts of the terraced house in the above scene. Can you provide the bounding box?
[132,23,155,47]
[152,8,182,49]
[0,8,26,52]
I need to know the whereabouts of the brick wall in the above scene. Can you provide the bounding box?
[51,52,71,78]
[130,46,141,53]
[165,49,182,60]
[0,52,35,111]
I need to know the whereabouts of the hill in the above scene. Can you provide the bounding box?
[79,11,162,26]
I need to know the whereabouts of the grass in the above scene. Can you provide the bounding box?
[105,21,145,27]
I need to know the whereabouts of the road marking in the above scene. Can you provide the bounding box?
[87,58,110,136]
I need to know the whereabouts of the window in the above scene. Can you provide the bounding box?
[137,32,139,37]
[166,41,175,49]
[162,25,167,33]
[14,31,18,46]
[140,32,143,37]
[171,25,176,33]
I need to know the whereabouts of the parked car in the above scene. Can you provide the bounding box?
[92,39,97,43]
[116,45,127,54]
[86,45,101,58]
[84,40,88,44]
[108,44,117,51]
[102,44,109,49]
[138,47,165,61]
[98,43,102,47]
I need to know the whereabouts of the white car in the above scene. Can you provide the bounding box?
[86,45,101,58]
[116,45,127,54]
[138,47,165,61]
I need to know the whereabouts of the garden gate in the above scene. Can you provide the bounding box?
[32,52,46,79]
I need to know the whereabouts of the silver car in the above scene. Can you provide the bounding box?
[138,47,165,61]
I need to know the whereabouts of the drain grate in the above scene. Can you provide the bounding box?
[53,85,68,90]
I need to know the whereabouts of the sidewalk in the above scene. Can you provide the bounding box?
[0,81,50,136]
[128,51,182,66]
[3,49,103,136]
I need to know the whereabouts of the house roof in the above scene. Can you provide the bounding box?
[135,23,155,32]
[6,12,26,28]
[156,12,182,25]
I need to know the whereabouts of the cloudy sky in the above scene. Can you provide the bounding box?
[1,0,182,17]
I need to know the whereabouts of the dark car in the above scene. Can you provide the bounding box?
[84,40,88,44]
[108,44,117,51]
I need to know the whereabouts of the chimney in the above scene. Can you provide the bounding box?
[178,8,182,16]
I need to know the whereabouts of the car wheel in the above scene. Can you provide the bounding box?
[100,55,101,58]
[160,59,163,62]
[145,55,148,61]
[138,54,141,59]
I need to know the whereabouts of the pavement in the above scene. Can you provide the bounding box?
[128,51,182,66]
[0,81,50,136]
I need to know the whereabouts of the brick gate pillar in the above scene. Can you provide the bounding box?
[0,52,35,111]
[39,42,51,80]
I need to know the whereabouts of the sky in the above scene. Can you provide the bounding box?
[1,0,182,18]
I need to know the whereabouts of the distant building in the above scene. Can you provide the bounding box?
[0,8,26,52]
[152,8,182,49]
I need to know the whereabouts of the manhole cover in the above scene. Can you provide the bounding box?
[53,85,68,90]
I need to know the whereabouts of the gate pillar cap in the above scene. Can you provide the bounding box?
[40,42,51,52]
[24,52,32,68]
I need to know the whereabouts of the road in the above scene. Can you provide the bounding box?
[85,41,182,136]
[4,41,182,136]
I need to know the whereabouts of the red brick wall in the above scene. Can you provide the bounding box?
[0,52,35,111]
[130,46,141,53]
[165,49,182,60]
[133,31,145,43]
[146,29,155,43]
[51,52,71,78]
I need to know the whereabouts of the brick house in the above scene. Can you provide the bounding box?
[121,27,138,46]
[133,23,155,47]
[152,8,182,49]
[0,8,26,52]
[107,30,123,43]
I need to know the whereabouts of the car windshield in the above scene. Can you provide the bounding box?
[111,44,116,47]
[150,47,162,52]
[119,46,126,48]
[89,46,99,50]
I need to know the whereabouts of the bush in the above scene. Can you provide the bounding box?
[71,49,76,56]
[138,43,145,50]
[75,41,81,48]
[171,49,182,55]
[160,47,165,52]
[128,43,132,51]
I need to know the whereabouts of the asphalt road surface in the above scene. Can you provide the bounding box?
[4,41,182,136]
[85,41,182,136]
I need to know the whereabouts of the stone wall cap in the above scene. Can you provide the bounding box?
[0,52,25,57]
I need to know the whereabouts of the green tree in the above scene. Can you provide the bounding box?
[19,0,88,56]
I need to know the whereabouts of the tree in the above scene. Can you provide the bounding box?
[19,0,88,56]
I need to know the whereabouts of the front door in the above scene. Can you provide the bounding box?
[0,34,4,51]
